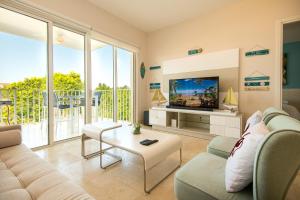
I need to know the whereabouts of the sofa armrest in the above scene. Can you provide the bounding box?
[207,136,238,159]
[0,124,21,132]
[0,125,22,149]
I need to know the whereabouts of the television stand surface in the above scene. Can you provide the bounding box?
[166,105,213,112]
[149,107,242,139]
[155,106,237,116]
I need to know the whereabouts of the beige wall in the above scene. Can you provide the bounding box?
[146,0,300,119]
[24,0,148,122]
[12,0,300,121]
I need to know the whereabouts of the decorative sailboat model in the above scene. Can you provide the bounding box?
[152,89,167,106]
[223,87,238,112]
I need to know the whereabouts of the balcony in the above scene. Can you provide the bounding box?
[0,88,131,148]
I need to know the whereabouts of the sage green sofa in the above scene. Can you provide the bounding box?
[174,109,299,200]
[207,107,289,159]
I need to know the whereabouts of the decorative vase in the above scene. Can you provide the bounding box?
[132,123,141,135]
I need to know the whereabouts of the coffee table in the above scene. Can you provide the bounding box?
[100,126,182,193]
[81,121,122,159]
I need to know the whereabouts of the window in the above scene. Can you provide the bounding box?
[53,26,85,141]
[117,48,133,123]
[0,4,136,148]
[0,7,48,148]
[91,39,113,122]
[91,40,134,124]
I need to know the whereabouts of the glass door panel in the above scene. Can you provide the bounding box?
[91,39,114,122]
[53,26,84,141]
[0,7,48,148]
[117,48,133,123]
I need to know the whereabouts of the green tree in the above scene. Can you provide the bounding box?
[54,72,83,91]
[94,83,131,121]
[96,83,111,90]
[1,72,131,124]
[95,83,113,119]
[2,72,83,124]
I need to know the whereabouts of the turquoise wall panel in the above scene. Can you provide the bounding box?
[283,41,300,89]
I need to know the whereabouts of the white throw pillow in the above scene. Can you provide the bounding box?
[225,121,269,192]
[244,110,263,132]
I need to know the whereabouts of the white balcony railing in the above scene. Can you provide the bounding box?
[0,88,131,147]
[0,88,131,125]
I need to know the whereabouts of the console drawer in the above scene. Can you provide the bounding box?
[210,116,226,126]
[149,109,166,127]
[225,117,241,129]
[210,125,225,136]
[225,127,241,138]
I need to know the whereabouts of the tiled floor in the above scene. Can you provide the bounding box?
[34,131,300,200]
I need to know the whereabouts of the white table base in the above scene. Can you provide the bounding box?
[81,121,122,159]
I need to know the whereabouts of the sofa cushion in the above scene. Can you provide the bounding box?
[0,176,23,193]
[0,169,15,178]
[0,143,94,200]
[27,171,69,199]
[17,162,56,187]
[4,152,38,168]
[0,161,7,170]
[262,107,289,124]
[207,136,238,159]
[0,189,32,200]
[175,152,252,200]
[10,156,44,176]
[244,110,262,132]
[0,144,32,161]
[225,121,269,192]
[38,181,93,200]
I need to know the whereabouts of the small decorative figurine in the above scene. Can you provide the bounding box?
[223,87,238,112]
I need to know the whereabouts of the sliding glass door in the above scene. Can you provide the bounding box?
[0,7,48,148]
[91,40,134,124]
[53,26,85,141]
[0,5,136,148]
[91,39,113,122]
[117,48,133,123]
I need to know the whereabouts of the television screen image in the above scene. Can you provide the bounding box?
[169,77,219,109]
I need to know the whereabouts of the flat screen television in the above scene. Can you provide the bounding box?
[169,77,219,110]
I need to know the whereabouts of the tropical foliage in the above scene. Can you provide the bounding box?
[0,72,131,124]
[95,83,131,121]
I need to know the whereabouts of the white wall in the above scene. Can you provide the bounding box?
[146,0,300,119]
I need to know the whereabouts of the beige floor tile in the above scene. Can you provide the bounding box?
[34,132,300,200]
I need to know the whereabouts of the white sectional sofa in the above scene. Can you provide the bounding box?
[0,125,94,200]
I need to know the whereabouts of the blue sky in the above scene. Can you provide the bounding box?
[173,79,218,94]
[0,32,132,89]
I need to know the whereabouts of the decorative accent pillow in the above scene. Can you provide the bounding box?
[244,110,263,132]
[225,121,269,192]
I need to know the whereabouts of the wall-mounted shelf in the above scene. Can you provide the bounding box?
[162,48,239,75]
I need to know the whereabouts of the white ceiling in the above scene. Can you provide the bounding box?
[0,7,106,50]
[88,0,240,32]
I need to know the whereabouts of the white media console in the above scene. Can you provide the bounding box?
[149,107,242,139]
